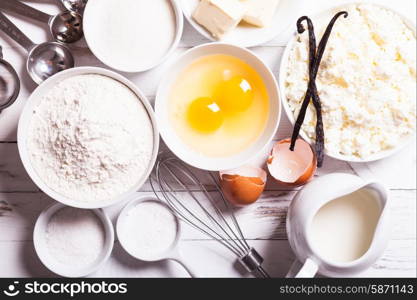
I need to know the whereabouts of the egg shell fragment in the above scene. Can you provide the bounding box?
[267,138,317,187]
[220,165,267,206]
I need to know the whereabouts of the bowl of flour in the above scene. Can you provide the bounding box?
[18,67,159,208]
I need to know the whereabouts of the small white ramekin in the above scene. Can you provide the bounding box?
[33,202,114,278]
[17,67,159,209]
[155,43,281,171]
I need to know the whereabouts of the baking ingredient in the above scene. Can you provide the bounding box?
[118,201,177,260]
[46,207,105,268]
[84,0,176,71]
[241,0,280,27]
[169,54,269,157]
[214,75,254,114]
[187,97,224,133]
[310,188,382,263]
[285,4,417,159]
[268,138,316,186]
[187,75,254,133]
[220,165,267,206]
[290,12,348,167]
[27,74,154,203]
[193,0,245,39]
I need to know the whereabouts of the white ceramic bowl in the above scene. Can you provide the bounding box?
[279,3,417,163]
[33,203,114,278]
[17,67,159,209]
[83,0,183,73]
[116,195,181,262]
[155,43,281,171]
[180,0,306,47]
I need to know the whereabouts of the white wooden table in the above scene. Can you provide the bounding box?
[0,0,415,278]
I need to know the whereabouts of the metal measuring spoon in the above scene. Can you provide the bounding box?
[0,45,20,112]
[0,11,74,85]
[58,0,88,13]
[0,0,83,44]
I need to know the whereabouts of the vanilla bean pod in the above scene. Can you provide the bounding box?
[290,12,348,167]
[290,16,316,152]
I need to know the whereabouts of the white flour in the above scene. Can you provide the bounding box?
[46,207,105,268]
[27,74,154,203]
[118,202,178,259]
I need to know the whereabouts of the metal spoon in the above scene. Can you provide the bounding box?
[0,45,20,112]
[0,0,83,44]
[0,11,74,84]
[57,0,88,13]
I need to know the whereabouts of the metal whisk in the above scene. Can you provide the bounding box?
[150,156,270,278]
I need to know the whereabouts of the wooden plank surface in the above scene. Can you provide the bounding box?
[0,190,415,242]
[0,239,415,278]
[0,0,415,278]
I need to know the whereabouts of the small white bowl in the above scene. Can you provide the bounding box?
[155,43,281,171]
[33,203,114,278]
[180,0,305,47]
[278,3,417,163]
[17,67,159,209]
[83,0,183,73]
[116,195,181,262]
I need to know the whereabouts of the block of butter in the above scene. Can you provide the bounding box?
[192,0,246,39]
[241,0,280,27]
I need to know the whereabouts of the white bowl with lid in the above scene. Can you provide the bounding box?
[278,3,417,163]
[17,67,159,209]
[83,0,183,73]
[33,202,114,278]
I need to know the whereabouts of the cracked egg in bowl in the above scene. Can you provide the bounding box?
[155,43,281,171]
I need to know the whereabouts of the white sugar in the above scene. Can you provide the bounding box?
[118,202,178,260]
[46,207,105,268]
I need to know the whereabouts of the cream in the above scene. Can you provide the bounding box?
[310,188,382,263]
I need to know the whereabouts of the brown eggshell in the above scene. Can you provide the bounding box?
[267,138,317,187]
[220,165,267,206]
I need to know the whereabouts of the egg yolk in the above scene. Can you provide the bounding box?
[215,76,254,115]
[187,97,224,133]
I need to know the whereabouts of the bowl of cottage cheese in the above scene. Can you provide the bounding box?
[280,3,416,162]
[18,67,159,209]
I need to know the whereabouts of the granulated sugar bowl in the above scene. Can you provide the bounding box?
[33,203,114,277]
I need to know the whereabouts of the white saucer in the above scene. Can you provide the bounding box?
[180,0,306,47]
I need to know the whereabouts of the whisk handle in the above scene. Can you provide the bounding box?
[286,259,318,278]
[239,248,271,278]
[239,248,263,272]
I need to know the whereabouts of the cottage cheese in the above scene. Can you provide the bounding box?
[27,74,154,203]
[285,4,416,159]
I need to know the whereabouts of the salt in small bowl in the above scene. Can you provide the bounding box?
[33,202,114,278]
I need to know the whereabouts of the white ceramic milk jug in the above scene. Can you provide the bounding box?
[286,173,390,277]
